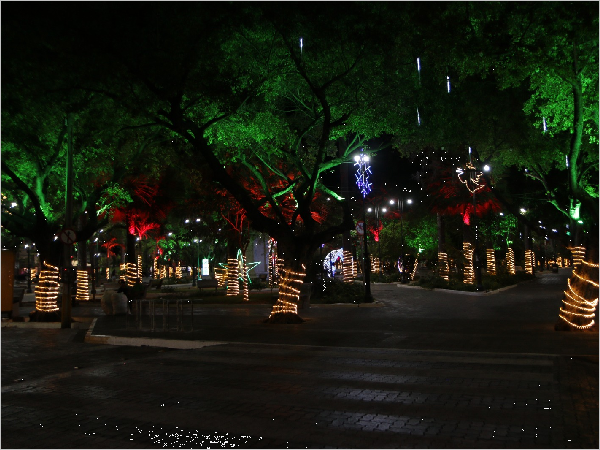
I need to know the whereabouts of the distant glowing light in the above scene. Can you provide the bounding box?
[417,107,421,125]
[354,150,372,198]
[543,117,547,132]
[446,75,451,93]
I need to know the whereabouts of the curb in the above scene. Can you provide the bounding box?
[84,318,228,349]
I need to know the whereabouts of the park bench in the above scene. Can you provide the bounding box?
[197,278,219,292]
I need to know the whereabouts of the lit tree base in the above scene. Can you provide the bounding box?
[28,310,61,322]
[263,312,304,324]
[554,319,598,332]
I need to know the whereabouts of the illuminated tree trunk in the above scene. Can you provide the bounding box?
[556,244,599,331]
[125,228,138,286]
[463,220,474,284]
[226,241,239,296]
[437,214,449,281]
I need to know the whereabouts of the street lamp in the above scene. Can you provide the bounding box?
[354,150,372,301]
[390,195,412,283]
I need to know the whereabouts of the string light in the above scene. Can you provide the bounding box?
[106,268,110,281]
[153,258,159,279]
[371,256,380,274]
[463,242,474,284]
[214,267,227,287]
[342,249,354,283]
[525,250,535,275]
[569,246,586,267]
[226,258,239,296]
[120,263,126,281]
[176,261,182,279]
[411,258,419,281]
[137,255,143,282]
[456,162,485,194]
[34,262,60,312]
[76,269,89,301]
[557,257,598,330]
[269,266,306,317]
[160,265,167,280]
[507,248,516,275]
[241,254,249,301]
[486,249,496,275]
[438,252,449,281]
[126,262,137,286]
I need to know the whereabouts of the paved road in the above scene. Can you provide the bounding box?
[2,269,598,448]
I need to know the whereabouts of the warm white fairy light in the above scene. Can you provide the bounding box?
[411,258,419,281]
[438,252,449,281]
[570,246,586,267]
[214,267,227,287]
[371,256,380,274]
[153,258,158,278]
[226,258,239,296]
[176,261,182,279]
[126,262,137,286]
[35,262,60,312]
[76,269,89,301]
[525,250,535,275]
[160,265,167,280]
[137,255,142,281]
[343,249,354,283]
[486,249,496,275]
[463,242,474,284]
[559,261,599,330]
[106,268,110,280]
[507,248,516,275]
[456,162,485,194]
[572,270,599,288]
[269,266,306,317]
[120,263,126,281]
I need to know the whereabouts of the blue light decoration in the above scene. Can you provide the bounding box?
[323,248,344,278]
[354,150,372,198]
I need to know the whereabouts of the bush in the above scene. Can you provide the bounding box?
[312,279,368,304]
[249,278,267,290]
[413,269,535,292]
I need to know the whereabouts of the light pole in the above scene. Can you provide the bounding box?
[355,150,372,301]
[390,195,412,283]
[193,238,200,286]
[25,244,32,293]
[367,205,387,275]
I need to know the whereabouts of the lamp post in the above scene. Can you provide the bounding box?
[354,150,372,301]
[367,205,387,275]
[390,195,412,283]
[25,244,32,293]
[193,238,200,286]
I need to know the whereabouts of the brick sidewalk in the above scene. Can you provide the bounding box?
[2,269,598,448]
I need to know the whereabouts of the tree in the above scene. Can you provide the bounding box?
[25,3,416,319]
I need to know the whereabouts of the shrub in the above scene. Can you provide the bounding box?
[313,279,367,304]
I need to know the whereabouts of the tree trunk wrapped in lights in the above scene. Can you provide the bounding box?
[76,269,89,301]
[438,252,449,281]
[34,262,60,313]
[463,242,474,284]
[411,258,419,281]
[486,248,496,275]
[176,261,182,279]
[556,259,599,331]
[342,249,354,283]
[524,249,535,275]
[570,246,586,267]
[268,265,306,321]
[215,267,227,286]
[506,248,516,275]
[226,258,239,296]
[137,255,143,281]
[126,262,137,286]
